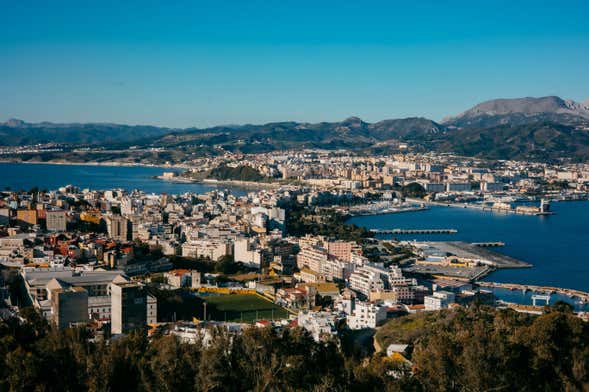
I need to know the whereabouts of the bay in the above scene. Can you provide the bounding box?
[348,201,589,292]
[0,162,252,196]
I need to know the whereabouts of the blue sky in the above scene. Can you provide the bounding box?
[1,0,588,127]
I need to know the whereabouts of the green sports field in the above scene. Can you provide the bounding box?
[200,294,291,323]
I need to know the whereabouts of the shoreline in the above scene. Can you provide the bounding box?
[0,159,187,170]
[349,200,589,293]
[157,176,281,189]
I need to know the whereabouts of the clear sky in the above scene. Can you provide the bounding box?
[1,0,589,128]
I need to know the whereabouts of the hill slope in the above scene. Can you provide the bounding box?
[0,119,173,146]
[443,96,589,129]
[436,121,589,162]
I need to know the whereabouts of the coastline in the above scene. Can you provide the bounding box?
[0,159,187,170]
[158,176,282,189]
[347,200,589,293]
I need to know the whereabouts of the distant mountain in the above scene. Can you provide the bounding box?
[436,121,589,162]
[150,117,447,153]
[3,95,589,162]
[443,96,589,129]
[0,119,173,146]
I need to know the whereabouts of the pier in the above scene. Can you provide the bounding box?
[424,241,531,269]
[404,198,556,216]
[371,228,457,235]
[472,242,505,247]
[477,282,589,304]
[346,205,428,216]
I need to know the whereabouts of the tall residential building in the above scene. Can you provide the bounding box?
[327,240,359,262]
[111,277,147,334]
[105,215,129,242]
[0,208,9,226]
[147,293,157,324]
[16,209,37,227]
[48,279,89,329]
[46,209,67,232]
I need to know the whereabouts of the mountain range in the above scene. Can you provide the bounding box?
[2,95,589,161]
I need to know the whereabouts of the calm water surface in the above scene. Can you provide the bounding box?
[0,162,251,196]
[348,201,589,293]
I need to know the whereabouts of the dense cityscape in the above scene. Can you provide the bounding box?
[2,1,589,391]
[0,146,588,389]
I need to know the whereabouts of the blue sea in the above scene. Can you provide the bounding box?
[348,201,589,294]
[0,162,251,196]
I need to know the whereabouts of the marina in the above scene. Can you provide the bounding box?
[348,201,589,292]
[370,228,457,234]
[478,281,589,304]
[423,241,532,269]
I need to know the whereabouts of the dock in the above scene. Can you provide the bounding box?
[472,242,505,247]
[404,198,556,216]
[424,241,531,269]
[478,282,589,304]
[371,228,457,235]
[346,205,428,216]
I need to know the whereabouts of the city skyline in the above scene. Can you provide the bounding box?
[2,1,589,127]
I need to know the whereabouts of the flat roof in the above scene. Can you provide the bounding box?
[24,269,123,287]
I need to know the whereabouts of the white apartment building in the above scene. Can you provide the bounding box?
[297,311,338,342]
[181,239,232,261]
[347,301,388,329]
[234,237,265,269]
[297,246,328,272]
[424,291,456,311]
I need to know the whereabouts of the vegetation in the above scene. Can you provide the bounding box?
[0,304,587,390]
[150,288,205,322]
[5,100,589,162]
[206,165,268,182]
[437,121,589,162]
[376,303,589,391]
[396,182,426,198]
[283,201,372,242]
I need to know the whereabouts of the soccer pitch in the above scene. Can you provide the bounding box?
[201,294,291,323]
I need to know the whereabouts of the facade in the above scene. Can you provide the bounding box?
[349,265,385,296]
[181,239,232,261]
[297,246,328,272]
[297,311,338,342]
[0,208,9,226]
[165,269,192,288]
[327,240,358,262]
[233,237,265,269]
[147,293,157,324]
[105,215,129,242]
[16,209,37,227]
[446,183,472,192]
[347,301,387,329]
[46,209,67,231]
[50,284,89,329]
[424,291,456,311]
[110,279,147,334]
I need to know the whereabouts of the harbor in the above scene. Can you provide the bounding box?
[406,198,556,216]
[424,241,532,269]
[402,240,532,282]
[477,281,589,304]
[371,228,457,234]
[342,200,429,216]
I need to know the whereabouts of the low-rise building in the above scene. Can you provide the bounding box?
[347,301,387,329]
[297,311,338,342]
[424,291,456,311]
